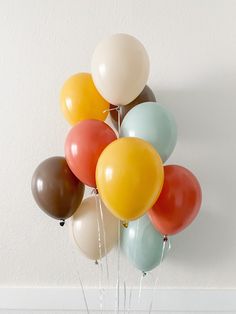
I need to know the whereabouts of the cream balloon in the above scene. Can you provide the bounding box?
[71,195,118,260]
[91,33,150,106]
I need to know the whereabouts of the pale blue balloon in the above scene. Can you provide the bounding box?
[121,215,168,272]
[120,102,177,162]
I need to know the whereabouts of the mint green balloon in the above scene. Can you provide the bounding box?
[121,215,167,272]
[120,102,177,162]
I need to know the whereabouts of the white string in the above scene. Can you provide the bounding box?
[115,220,121,313]
[93,190,104,313]
[127,286,133,314]
[72,247,90,314]
[98,194,109,282]
[138,272,145,304]
[148,236,171,313]
[123,280,127,314]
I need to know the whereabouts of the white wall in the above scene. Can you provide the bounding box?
[0,0,236,293]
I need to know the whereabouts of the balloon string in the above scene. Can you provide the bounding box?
[72,247,90,314]
[138,272,145,304]
[94,191,105,313]
[148,235,171,314]
[148,274,158,314]
[127,286,133,314]
[117,105,121,136]
[123,280,127,314]
[115,220,121,313]
[98,194,109,282]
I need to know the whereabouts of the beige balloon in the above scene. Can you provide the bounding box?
[91,33,150,106]
[71,195,118,260]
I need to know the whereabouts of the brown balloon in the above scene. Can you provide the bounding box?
[110,85,156,129]
[31,156,84,221]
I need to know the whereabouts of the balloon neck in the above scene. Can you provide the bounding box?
[163,235,168,242]
[91,188,98,195]
[59,219,65,227]
[122,221,129,228]
[142,271,147,277]
[95,260,99,265]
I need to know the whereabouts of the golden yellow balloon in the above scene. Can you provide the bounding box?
[60,73,109,125]
[96,137,164,221]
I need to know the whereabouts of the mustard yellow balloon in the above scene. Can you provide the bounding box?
[60,73,109,125]
[96,137,164,221]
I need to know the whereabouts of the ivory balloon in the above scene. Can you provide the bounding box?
[91,33,149,105]
[71,195,118,260]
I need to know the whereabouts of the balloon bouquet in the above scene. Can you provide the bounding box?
[32,34,202,273]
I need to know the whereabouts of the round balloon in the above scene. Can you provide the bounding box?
[120,102,177,163]
[110,85,156,129]
[65,119,117,187]
[31,156,84,220]
[148,165,202,235]
[121,215,169,272]
[71,195,118,260]
[91,33,149,105]
[96,137,164,221]
[60,73,109,125]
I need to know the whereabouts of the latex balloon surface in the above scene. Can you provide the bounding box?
[110,85,156,129]
[31,157,84,220]
[71,195,118,260]
[65,119,117,187]
[96,137,164,221]
[60,73,109,124]
[91,33,149,105]
[121,102,177,163]
[149,165,202,235]
[121,215,169,272]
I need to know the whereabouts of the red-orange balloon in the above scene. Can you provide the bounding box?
[65,120,117,187]
[148,165,202,235]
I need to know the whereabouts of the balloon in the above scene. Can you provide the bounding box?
[110,85,156,129]
[121,215,169,272]
[91,33,149,106]
[65,119,117,187]
[96,137,164,221]
[148,165,202,235]
[31,157,84,220]
[120,102,177,163]
[60,73,109,125]
[71,195,118,260]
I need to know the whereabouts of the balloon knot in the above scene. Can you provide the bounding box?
[122,221,129,228]
[95,260,99,265]
[60,219,65,227]
[142,271,147,277]
[163,235,168,242]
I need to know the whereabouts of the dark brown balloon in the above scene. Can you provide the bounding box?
[31,156,84,220]
[110,85,156,129]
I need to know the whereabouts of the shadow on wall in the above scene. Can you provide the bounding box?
[151,68,236,268]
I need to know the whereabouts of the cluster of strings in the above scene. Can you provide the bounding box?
[71,107,171,313]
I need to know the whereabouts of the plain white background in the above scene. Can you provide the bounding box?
[0,0,236,302]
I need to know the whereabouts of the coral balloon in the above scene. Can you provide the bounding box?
[31,157,84,221]
[91,34,149,105]
[96,137,164,221]
[110,85,156,129]
[60,73,109,125]
[65,119,117,187]
[148,165,202,235]
[71,195,118,260]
